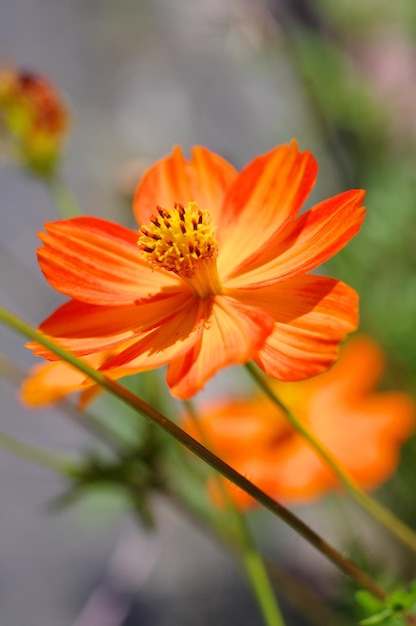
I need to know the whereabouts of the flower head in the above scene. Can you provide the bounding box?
[183,336,415,507]
[29,143,365,398]
[0,65,68,175]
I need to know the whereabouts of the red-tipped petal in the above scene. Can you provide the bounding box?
[134,145,237,229]
[218,142,318,278]
[37,216,179,305]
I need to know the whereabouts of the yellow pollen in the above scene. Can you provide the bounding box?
[138,201,223,298]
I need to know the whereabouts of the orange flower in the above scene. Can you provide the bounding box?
[21,345,144,410]
[183,336,415,507]
[0,65,68,175]
[29,143,365,399]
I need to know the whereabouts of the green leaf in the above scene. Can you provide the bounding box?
[360,609,393,625]
[356,590,385,614]
[357,583,416,625]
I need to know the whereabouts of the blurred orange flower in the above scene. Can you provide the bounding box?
[0,65,68,175]
[183,336,415,507]
[29,143,364,399]
[21,344,144,410]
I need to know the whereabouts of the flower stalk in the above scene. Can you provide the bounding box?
[245,361,416,554]
[0,304,386,601]
[183,399,286,626]
[0,429,76,475]
[47,176,81,218]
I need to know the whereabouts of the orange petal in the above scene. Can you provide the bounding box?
[100,298,206,370]
[20,358,97,406]
[226,189,365,288]
[230,275,358,380]
[213,446,329,508]
[78,384,103,410]
[37,216,179,305]
[21,345,151,408]
[308,394,415,491]
[305,334,387,397]
[218,142,318,278]
[167,296,274,399]
[260,445,332,503]
[133,145,237,228]
[28,289,191,359]
[183,397,287,455]
[315,392,415,456]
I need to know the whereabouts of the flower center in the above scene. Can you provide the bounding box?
[138,201,223,299]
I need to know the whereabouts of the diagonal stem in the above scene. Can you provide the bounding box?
[0,429,76,475]
[0,305,386,601]
[245,361,416,554]
[183,399,286,626]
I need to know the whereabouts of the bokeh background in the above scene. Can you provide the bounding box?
[1,0,416,624]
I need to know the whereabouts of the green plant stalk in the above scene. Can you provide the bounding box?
[0,429,76,475]
[245,361,416,554]
[0,305,386,601]
[242,546,286,626]
[183,400,286,626]
[47,176,81,218]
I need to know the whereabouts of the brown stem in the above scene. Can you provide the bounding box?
[0,306,386,601]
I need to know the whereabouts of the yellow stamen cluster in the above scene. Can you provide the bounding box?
[138,201,222,298]
[138,201,218,276]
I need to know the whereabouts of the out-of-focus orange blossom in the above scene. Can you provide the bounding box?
[183,336,415,507]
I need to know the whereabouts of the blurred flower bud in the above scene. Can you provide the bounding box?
[0,65,69,177]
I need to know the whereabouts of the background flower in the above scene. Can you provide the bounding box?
[20,342,146,410]
[0,65,68,176]
[184,336,415,507]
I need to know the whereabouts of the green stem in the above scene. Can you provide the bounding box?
[242,544,286,626]
[0,429,76,475]
[0,305,386,600]
[47,177,81,218]
[184,400,286,626]
[245,362,416,554]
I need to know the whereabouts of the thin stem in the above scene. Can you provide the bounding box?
[0,305,386,600]
[47,177,81,218]
[183,400,286,626]
[242,545,286,626]
[245,361,416,554]
[0,429,76,475]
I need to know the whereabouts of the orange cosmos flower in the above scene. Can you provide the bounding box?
[29,142,365,399]
[183,336,415,507]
